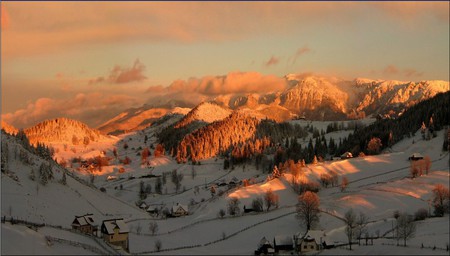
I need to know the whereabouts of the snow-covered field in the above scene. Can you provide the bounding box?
[1,120,449,255]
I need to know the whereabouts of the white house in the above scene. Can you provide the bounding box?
[171,203,188,217]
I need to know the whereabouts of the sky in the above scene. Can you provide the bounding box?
[1,1,449,129]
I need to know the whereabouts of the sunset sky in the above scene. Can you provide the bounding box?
[1,2,449,129]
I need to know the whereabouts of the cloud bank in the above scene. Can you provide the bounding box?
[89,59,147,84]
[2,2,447,58]
[2,93,139,129]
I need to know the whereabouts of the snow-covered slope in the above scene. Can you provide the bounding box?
[2,120,448,255]
[174,102,232,128]
[24,117,112,147]
[98,106,191,135]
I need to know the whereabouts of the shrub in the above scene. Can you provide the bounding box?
[414,208,428,220]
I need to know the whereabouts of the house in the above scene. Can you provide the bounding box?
[101,219,129,251]
[341,152,353,159]
[139,202,148,210]
[295,230,331,253]
[254,236,274,255]
[243,205,255,213]
[171,203,188,217]
[71,214,98,236]
[273,235,293,252]
[409,153,424,161]
[147,206,158,215]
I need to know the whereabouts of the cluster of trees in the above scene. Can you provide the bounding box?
[326,120,366,134]
[37,162,54,186]
[175,113,259,163]
[432,184,450,216]
[343,209,370,249]
[410,156,431,178]
[336,91,450,157]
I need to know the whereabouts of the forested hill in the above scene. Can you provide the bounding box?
[337,91,450,156]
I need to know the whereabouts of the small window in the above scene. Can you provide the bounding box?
[303,245,307,249]
[110,235,113,239]
[310,245,314,249]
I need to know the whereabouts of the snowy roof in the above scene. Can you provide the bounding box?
[72,214,97,227]
[147,206,157,212]
[259,236,273,247]
[172,204,188,213]
[302,230,331,245]
[102,219,129,234]
[410,153,423,158]
[341,152,353,157]
[274,235,293,246]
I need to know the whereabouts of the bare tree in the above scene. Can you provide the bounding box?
[252,197,264,212]
[154,239,162,252]
[264,189,279,211]
[397,213,416,246]
[148,221,158,235]
[171,169,184,193]
[136,223,142,234]
[344,208,357,250]
[296,191,320,231]
[218,209,226,219]
[341,176,349,192]
[191,166,197,180]
[227,197,241,216]
[356,212,369,245]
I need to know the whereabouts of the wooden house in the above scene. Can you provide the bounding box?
[273,235,293,252]
[408,153,424,161]
[171,203,188,217]
[101,218,129,251]
[139,202,148,210]
[340,152,353,159]
[295,230,331,253]
[71,214,98,236]
[254,236,274,255]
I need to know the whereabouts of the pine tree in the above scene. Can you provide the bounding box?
[272,165,280,179]
[29,168,36,181]
[1,141,8,173]
[61,171,67,185]
[39,163,48,186]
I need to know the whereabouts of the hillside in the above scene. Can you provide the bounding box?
[98,106,191,135]
[23,118,111,147]
[2,113,449,255]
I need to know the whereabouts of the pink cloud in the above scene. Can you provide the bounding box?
[4,2,446,59]
[166,71,287,96]
[383,65,399,75]
[141,71,289,108]
[109,59,147,84]
[2,93,140,129]
[404,68,423,78]
[265,56,280,67]
[291,46,311,64]
[89,59,147,85]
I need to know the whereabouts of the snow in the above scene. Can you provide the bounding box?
[1,121,449,255]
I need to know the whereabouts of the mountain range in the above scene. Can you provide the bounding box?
[2,75,448,144]
[98,75,449,134]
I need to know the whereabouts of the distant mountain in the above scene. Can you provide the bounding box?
[1,120,18,135]
[24,117,110,146]
[217,75,449,121]
[97,105,191,135]
[174,102,232,128]
[100,75,449,135]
